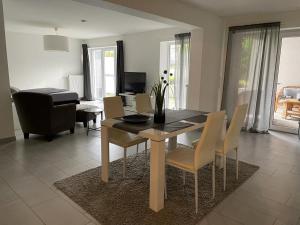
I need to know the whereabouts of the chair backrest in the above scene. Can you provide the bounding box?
[103,96,125,119]
[194,111,225,170]
[224,104,248,153]
[136,93,152,113]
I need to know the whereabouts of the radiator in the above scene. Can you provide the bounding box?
[68,75,84,98]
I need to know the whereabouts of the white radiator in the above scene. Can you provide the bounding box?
[68,74,84,98]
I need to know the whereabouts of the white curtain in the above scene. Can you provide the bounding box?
[174,32,191,109]
[222,23,280,132]
[89,48,102,100]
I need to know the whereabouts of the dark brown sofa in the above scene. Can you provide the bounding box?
[13,88,79,141]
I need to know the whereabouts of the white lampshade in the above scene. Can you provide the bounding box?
[43,35,69,52]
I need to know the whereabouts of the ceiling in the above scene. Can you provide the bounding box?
[3,0,173,39]
[180,0,300,16]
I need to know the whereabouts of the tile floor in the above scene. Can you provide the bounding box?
[0,125,300,225]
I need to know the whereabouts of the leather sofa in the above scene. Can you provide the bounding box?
[13,88,79,141]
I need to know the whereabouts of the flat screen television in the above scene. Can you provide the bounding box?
[124,72,146,93]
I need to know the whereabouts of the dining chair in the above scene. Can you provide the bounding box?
[216,104,248,191]
[103,96,148,177]
[135,93,153,114]
[165,111,225,213]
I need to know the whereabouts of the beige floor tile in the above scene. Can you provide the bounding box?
[0,164,32,182]
[219,198,276,225]
[204,211,243,225]
[32,198,89,225]
[0,200,43,225]
[1,127,300,225]
[0,181,19,207]
[30,165,68,186]
[241,180,292,204]
[9,176,58,206]
[231,188,300,225]
[287,193,300,210]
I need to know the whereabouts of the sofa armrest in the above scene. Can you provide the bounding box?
[50,103,76,132]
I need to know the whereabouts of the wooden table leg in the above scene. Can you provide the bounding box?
[168,136,177,150]
[101,126,109,182]
[149,139,165,212]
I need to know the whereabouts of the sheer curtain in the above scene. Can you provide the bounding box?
[174,32,191,109]
[222,23,280,132]
[88,48,101,100]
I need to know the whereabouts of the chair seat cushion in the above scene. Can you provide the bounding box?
[108,128,147,148]
[166,146,195,171]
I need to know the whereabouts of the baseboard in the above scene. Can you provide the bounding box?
[0,136,16,144]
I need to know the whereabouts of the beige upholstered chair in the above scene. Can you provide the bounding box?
[216,104,248,191]
[165,111,225,213]
[103,96,148,177]
[135,93,153,113]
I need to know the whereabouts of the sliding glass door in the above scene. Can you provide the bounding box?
[270,30,300,134]
[160,41,176,109]
[160,34,190,110]
[89,47,116,100]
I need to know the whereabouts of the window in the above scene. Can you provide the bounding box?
[89,47,116,100]
[160,41,176,109]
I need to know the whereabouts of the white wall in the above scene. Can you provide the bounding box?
[86,28,186,92]
[0,0,14,141]
[6,31,83,90]
[78,0,224,111]
[224,10,300,29]
[86,27,204,109]
[219,10,300,110]
[277,35,300,87]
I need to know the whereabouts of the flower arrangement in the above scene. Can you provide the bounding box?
[151,70,173,123]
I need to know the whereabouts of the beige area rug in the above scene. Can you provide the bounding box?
[54,146,259,225]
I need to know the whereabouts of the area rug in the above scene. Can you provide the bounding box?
[54,147,259,225]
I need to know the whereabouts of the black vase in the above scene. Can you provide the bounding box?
[154,98,165,123]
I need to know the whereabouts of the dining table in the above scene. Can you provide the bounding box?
[100,109,225,212]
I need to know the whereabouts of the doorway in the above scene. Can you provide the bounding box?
[270,30,300,134]
[89,46,117,100]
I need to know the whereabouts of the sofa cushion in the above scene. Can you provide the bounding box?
[283,88,300,99]
[20,88,79,105]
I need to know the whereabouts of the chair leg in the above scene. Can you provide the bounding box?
[24,133,29,139]
[183,171,186,185]
[145,141,148,155]
[144,141,147,166]
[236,148,239,180]
[212,160,216,199]
[194,172,198,214]
[164,167,167,199]
[212,160,215,199]
[223,155,227,191]
[46,135,53,142]
[123,148,127,178]
[136,144,139,154]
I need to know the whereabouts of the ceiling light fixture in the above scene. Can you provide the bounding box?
[43,27,69,52]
